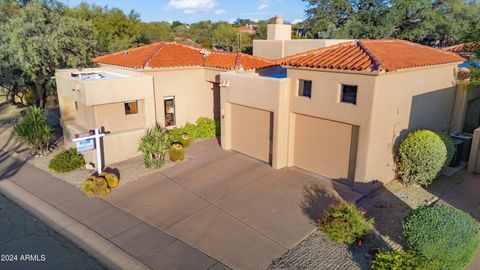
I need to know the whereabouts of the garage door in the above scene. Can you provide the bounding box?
[230,104,273,163]
[294,114,358,180]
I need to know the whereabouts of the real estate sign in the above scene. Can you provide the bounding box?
[76,139,95,153]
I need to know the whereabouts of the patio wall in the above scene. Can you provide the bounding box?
[468,128,480,174]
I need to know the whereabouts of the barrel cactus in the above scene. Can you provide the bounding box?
[81,177,96,197]
[178,133,191,147]
[100,172,119,188]
[169,143,185,162]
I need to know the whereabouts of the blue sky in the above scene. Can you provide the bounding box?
[63,0,307,24]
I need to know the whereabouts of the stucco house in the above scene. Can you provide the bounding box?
[55,43,275,165]
[220,39,465,193]
[56,38,473,194]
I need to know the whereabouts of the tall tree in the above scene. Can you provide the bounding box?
[343,0,395,39]
[303,0,353,38]
[140,22,174,44]
[212,22,238,51]
[67,3,142,54]
[7,1,97,107]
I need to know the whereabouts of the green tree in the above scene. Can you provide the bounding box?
[6,1,97,107]
[140,21,174,43]
[303,0,353,38]
[67,3,142,54]
[212,22,238,51]
[343,0,395,39]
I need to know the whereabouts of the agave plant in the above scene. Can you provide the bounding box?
[14,106,53,154]
[138,124,171,168]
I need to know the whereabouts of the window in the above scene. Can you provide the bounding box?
[164,96,176,126]
[341,85,358,105]
[124,101,138,115]
[298,79,312,98]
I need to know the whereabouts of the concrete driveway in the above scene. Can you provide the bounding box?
[105,138,362,270]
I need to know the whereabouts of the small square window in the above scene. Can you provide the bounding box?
[124,101,138,115]
[298,79,312,98]
[341,85,357,105]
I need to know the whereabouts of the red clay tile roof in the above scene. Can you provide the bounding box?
[279,39,464,72]
[91,42,275,70]
[444,42,479,53]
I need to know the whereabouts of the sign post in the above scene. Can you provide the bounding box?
[73,128,105,175]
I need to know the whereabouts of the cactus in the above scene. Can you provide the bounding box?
[178,133,191,148]
[81,179,95,197]
[169,143,185,162]
[100,172,119,188]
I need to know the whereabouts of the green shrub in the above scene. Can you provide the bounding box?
[371,250,419,270]
[183,122,198,140]
[81,177,96,197]
[138,125,171,168]
[319,202,374,244]
[169,143,185,162]
[177,133,191,147]
[48,148,85,173]
[196,117,216,138]
[436,132,455,168]
[403,204,480,270]
[396,130,447,186]
[14,106,53,154]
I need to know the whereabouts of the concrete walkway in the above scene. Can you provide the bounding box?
[0,154,228,270]
[104,139,362,270]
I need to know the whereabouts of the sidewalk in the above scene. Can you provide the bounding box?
[0,154,229,270]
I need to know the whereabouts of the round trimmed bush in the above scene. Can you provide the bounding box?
[169,143,185,162]
[49,148,85,173]
[396,130,447,186]
[319,202,374,244]
[436,132,455,168]
[403,204,480,270]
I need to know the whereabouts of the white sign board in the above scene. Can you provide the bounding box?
[76,139,95,153]
[73,128,105,174]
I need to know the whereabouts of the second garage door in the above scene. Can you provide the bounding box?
[293,114,358,180]
[230,104,273,163]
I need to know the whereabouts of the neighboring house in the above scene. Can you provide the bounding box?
[55,42,275,166]
[238,24,256,35]
[220,39,464,194]
[444,41,479,60]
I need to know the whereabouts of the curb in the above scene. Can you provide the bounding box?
[0,179,151,270]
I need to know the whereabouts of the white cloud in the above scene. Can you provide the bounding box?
[214,9,226,15]
[257,0,270,10]
[291,19,303,24]
[168,0,216,14]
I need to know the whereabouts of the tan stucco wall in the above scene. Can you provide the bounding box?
[220,72,291,169]
[363,64,458,192]
[267,23,292,41]
[468,128,480,174]
[144,68,218,128]
[286,68,377,190]
[94,101,146,133]
[253,39,354,60]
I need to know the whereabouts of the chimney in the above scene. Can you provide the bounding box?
[267,15,291,41]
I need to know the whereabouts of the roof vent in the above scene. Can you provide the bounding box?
[200,48,210,59]
[124,50,129,56]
